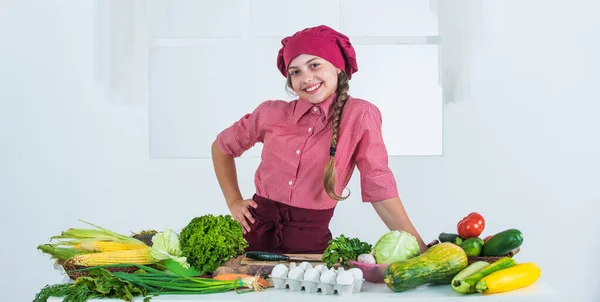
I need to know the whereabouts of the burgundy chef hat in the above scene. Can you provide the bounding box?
[277,25,358,79]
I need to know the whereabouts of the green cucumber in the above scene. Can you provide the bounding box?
[451,261,490,294]
[481,229,524,256]
[245,251,290,261]
[453,257,517,293]
[438,233,463,245]
[460,238,483,257]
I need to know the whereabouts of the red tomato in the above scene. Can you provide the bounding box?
[457,212,486,238]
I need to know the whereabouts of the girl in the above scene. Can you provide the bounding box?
[212,25,427,254]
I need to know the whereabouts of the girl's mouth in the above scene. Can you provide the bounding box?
[303,82,322,94]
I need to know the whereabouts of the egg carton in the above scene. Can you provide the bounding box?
[271,277,364,296]
[269,263,365,296]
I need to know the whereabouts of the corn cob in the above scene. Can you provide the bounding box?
[73,241,147,252]
[69,248,153,266]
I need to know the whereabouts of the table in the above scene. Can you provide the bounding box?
[48,281,558,301]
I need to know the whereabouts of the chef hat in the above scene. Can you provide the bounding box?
[276,25,358,79]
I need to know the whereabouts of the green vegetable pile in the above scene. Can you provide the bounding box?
[34,268,146,302]
[321,234,372,268]
[179,214,248,274]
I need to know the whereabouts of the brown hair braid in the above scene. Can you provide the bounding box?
[323,72,350,200]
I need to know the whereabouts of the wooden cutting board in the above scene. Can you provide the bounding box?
[213,254,338,277]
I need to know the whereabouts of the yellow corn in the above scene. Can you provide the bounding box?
[476,262,541,294]
[73,241,147,252]
[70,248,153,266]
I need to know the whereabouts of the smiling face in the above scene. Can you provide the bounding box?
[287,54,340,104]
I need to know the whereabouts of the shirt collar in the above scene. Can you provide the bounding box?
[293,93,338,124]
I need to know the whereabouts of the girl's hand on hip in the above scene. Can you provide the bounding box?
[227,198,258,234]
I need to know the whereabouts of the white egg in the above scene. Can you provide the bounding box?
[313,264,325,272]
[287,267,304,280]
[320,270,337,284]
[337,267,345,274]
[336,271,355,285]
[271,264,289,278]
[303,268,321,282]
[299,261,313,271]
[289,262,297,270]
[348,268,363,281]
[319,266,330,274]
[329,267,338,275]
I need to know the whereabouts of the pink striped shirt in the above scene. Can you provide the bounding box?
[216,93,398,210]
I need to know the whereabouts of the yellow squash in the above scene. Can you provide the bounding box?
[475,262,541,294]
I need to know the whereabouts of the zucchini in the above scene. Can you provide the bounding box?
[453,257,517,293]
[451,261,489,294]
[475,262,541,294]
[481,229,523,256]
[438,233,463,245]
[383,243,468,292]
[245,251,290,261]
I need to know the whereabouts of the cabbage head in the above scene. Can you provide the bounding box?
[373,230,420,264]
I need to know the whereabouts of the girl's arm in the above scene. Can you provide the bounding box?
[371,196,428,253]
[212,140,244,205]
[212,140,257,233]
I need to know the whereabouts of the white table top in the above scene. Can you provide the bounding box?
[48,281,558,301]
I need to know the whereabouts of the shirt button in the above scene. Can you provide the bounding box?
[313,107,318,112]
[308,127,312,132]
[296,149,300,154]
[288,180,293,185]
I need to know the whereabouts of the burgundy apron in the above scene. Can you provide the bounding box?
[244,194,335,254]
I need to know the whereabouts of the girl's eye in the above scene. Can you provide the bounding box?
[290,70,299,76]
[311,63,320,68]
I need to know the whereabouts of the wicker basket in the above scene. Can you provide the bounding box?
[59,259,139,280]
[427,240,520,265]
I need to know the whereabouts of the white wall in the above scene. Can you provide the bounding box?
[1,0,599,301]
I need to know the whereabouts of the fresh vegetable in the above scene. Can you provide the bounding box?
[69,248,153,266]
[213,274,270,288]
[34,264,267,302]
[357,253,376,264]
[162,259,203,277]
[481,229,524,256]
[33,268,146,302]
[384,242,468,292]
[50,220,146,247]
[73,241,147,252]
[37,244,88,261]
[245,251,290,261]
[452,261,489,294]
[476,262,541,294]
[483,235,493,242]
[147,228,189,268]
[457,212,485,238]
[321,234,372,268]
[438,233,463,245]
[460,238,484,257]
[179,214,248,274]
[372,230,420,264]
[453,257,517,293]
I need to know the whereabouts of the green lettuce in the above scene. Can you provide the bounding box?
[179,214,247,274]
